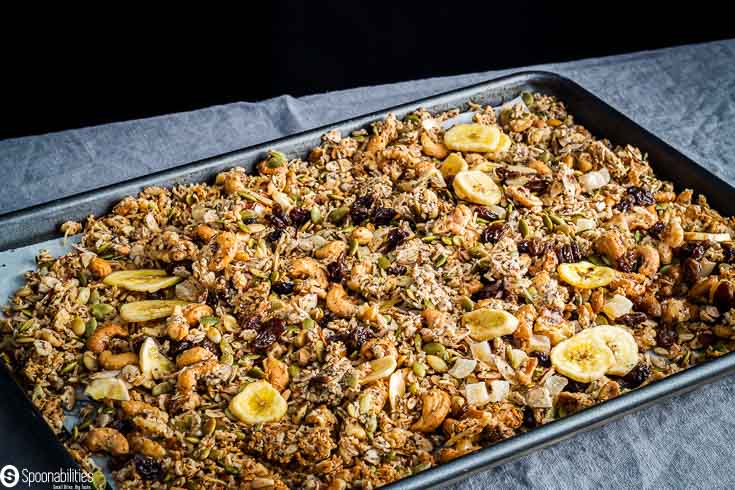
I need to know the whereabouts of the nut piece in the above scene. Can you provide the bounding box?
[89,257,112,278]
[99,351,139,370]
[411,389,451,432]
[182,303,214,326]
[85,427,129,455]
[176,346,214,368]
[263,356,289,391]
[87,324,128,353]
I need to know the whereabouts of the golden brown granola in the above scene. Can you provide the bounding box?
[3,92,735,489]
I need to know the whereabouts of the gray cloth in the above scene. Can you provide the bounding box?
[2,39,735,488]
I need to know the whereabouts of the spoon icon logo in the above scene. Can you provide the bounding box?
[0,465,18,488]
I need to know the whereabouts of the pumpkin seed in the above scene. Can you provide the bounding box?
[61,361,77,374]
[412,362,426,378]
[549,212,565,226]
[266,150,287,168]
[288,364,300,378]
[542,214,554,232]
[422,342,446,356]
[378,256,391,270]
[310,207,322,224]
[426,355,448,372]
[348,238,359,256]
[77,287,90,305]
[152,381,174,396]
[328,207,349,224]
[519,218,530,238]
[434,254,447,267]
[302,318,315,330]
[91,303,114,320]
[459,296,475,311]
[89,289,100,305]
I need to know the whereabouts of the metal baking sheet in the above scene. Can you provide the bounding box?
[2,71,735,489]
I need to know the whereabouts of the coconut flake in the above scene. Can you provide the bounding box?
[544,375,569,398]
[470,341,493,364]
[465,382,490,406]
[488,380,510,402]
[602,294,633,319]
[529,334,551,353]
[575,218,596,233]
[579,167,610,193]
[449,358,477,379]
[526,386,552,408]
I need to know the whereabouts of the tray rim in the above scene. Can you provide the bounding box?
[2,70,735,489]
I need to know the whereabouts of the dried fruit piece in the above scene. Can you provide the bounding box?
[683,232,731,242]
[103,269,182,292]
[85,378,130,401]
[228,380,288,424]
[120,300,189,322]
[444,123,500,153]
[453,170,503,206]
[550,333,615,383]
[558,261,616,289]
[463,308,519,341]
[576,325,639,376]
[439,152,468,178]
[139,337,174,379]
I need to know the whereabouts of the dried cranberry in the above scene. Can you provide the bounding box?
[349,195,374,224]
[616,250,639,273]
[531,351,551,368]
[385,228,409,251]
[266,229,284,242]
[649,221,665,239]
[622,363,650,389]
[371,207,398,226]
[676,242,705,260]
[564,380,589,393]
[656,327,677,348]
[271,281,295,295]
[169,340,194,358]
[252,318,285,351]
[133,454,164,481]
[199,338,221,357]
[616,312,647,327]
[476,207,499,221]
[239,315,262,332]
[698,332,716,348]
[326,256,347,283]
[517,238,547,257]
[615,186,655,211]
[481,222,506,244]
[317,309,338,329]
[386,264,407,275]
[267,204,291,229]
[472,281,504,301]
[289,207,310,226]
[555,242,582,264]
[342,325,375,352]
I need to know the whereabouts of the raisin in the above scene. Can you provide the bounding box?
[326,255,347,283]
[681,258,702,284]
[289,207,310,226]
[266,229,284,242]
[649,221,665,239]
[317,309,338,329]
[523,406,537,428]
[267,204,291,229]
[342,325,375,352]
[476,207,499,221]
[199,338,221,357]
[530,351,551,368]
[495,167,520,182]
[385,228,409,251]
[615,186,655,211]
[517,238,547,257]
[616,312,647,327]
[169,340,194,358]
[386,264,407,275]
[698,332,716,348]
[616,250,639,273]
[722,243,735,264]
[622,363,650,388]
[133,454,164,481]
[271,281,295,295]
[472,281,504,301]
[555,242,582,264]
[564,380,588,393]
[108,418,135,435]
[350,195,374,224]
[713,280,735,312]
[525,176,550,194]
[676,242,705,260]
[252,318,285,351]
[371,207,398,226]
[656,327,677,348]
[108,454,133,472]
[481,222,506,244]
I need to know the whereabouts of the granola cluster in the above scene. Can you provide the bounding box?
[3,93,735,489]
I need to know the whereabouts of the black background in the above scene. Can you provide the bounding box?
[2,3,733,140]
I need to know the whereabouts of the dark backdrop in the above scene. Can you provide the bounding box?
[2,3,733,140]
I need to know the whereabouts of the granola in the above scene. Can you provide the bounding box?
[3,92,735,489]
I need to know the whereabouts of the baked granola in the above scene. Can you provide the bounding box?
[3,92,735,489]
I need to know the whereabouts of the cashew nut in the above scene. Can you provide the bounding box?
[86,323,128,353]
[195,224,217,242]
[216,170,247,194]
[505,185,542,209]
[209,231,238,271]
[411,389,451,432]
[291,257,328,289]
[263,356,289,391]
[326,283,357,318]
[420,131,449,159]
[595,230,627,261]
[177,358,219,392]
[315,240,347,261]
[626,206,658,231]
[176,346,214,368]
[634,244,660,277]
[351,226,374,245]
[360,337,398,360]
[128,434,166,458]
[85,427,129,455]
[120,400,169,420]
[182,303,213,325]
[99,350,139,370]
[89,257,112,278]
[166,311,189,341]
[662,219,684,248]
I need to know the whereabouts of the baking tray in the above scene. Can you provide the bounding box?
[2,71,735,489]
